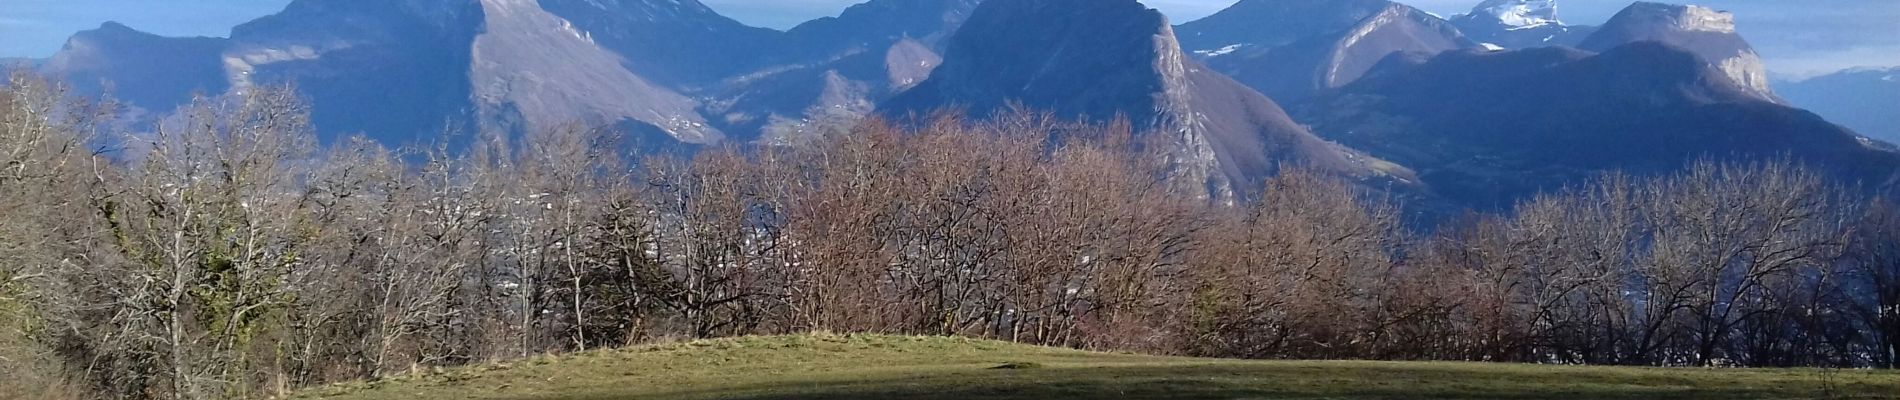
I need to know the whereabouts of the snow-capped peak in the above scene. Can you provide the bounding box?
[1475,0,1560,30]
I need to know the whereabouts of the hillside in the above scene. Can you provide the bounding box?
[293,334,1900,400]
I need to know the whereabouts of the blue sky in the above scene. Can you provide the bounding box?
[3,0,1896,76]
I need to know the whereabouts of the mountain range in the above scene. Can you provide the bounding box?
[1778,67,1900,144]
[1448,0,1595,49]
[27,0,1900,211]
[1178,0,1479,104]
[881,0,1411,197]
[1296,43,1895,208]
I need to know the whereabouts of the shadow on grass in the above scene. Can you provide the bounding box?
[544,363,1880,400]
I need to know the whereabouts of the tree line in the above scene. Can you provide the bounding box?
[2,73,1897,399]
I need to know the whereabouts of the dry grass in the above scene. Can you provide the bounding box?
[290,334,1900,400]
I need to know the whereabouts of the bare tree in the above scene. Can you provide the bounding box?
[1849,198,1900,368]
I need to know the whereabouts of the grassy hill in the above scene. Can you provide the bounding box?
[292,334,1900,400]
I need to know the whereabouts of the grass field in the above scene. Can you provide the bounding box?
[291,334,1900,400]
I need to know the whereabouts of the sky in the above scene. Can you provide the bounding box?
[2,0,1896,76]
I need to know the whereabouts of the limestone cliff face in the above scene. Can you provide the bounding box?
[881,0,1412,197]
[471,0,716,142]
[1580,2,1775,101]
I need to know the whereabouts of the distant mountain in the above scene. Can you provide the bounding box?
[882,0,1412,196]
[1779,67,1900,143]
[1578,2,1775,101]
[785,0,981,57]
[710,0,981,141]
[229,0,725,144]
[26,0,1893,208]
[1174,0,1476,103]
[709,38,944,142]
[1295,42,1899,209]
[40,22,230,114]
[37,0,990,146]
[1176,0,1394,54]
[1448,0,1595,49]
[1190,0,1478,103]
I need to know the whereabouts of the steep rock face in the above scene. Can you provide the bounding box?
[1579,2,1774,101]
[536,0,783,87]
[1779,67,1900,143]
[881,0,1408,196]
[471,0,716,142]
[1296,42,1900,209]
[1449,0,1595,49]
[41,22,230,114]
[1205,2,1477,103]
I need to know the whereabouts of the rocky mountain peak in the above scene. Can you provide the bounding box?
[1580,2,1770,100]
[1615,2,1737,33]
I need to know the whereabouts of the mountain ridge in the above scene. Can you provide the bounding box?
[1778,66,1900,144]
[882,0,1412,197]
[40,21,231,114]
[1195,1,1478,103]
[1296,41,1898,208]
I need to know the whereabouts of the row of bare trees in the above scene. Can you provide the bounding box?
[3,73,1899,399]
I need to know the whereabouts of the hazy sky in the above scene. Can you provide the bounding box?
[2,0,1896,76]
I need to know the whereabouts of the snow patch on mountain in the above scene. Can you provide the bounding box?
[1195,44,1246,58]
[1476,0,1559,30]
[224,45,326,90]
